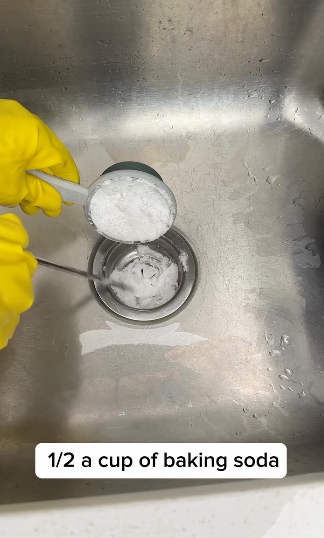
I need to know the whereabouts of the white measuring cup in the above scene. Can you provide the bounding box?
[27,168,177,243]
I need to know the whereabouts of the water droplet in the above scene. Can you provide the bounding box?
[279,374,289,381]
[269,350,281,357]
[305,242,318,256]
[243,407,248,413]
[253,413,258,419]
[265,332,275,345]
[298,391,307,399]
[266,175,278,185]
[292,196,306,209]
[284,368,292,376]
[280,335,290,348]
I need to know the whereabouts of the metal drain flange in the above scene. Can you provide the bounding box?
[88,228,197,322]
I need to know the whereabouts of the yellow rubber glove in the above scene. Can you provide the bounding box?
[0,99,79,217]
[0,214,37,350]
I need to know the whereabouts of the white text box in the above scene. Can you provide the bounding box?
[35,443,287,479]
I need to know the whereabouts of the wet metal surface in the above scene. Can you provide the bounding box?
[1,0,324,503]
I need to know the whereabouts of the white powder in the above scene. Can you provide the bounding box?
[89,177,174,242]
[179,251,189,272]
[109,245,179,309]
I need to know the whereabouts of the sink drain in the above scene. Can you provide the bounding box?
[88,228,197,322]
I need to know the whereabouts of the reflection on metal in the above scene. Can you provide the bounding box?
[80,322,207,356]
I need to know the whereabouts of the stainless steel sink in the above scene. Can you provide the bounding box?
[1,0,324,504]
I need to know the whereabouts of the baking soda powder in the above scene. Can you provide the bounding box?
[89,177,174,243]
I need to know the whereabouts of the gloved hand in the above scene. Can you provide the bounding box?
[0,214,37,350]
[0,99,79,217]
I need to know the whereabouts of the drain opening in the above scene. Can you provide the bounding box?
[88,228,197,322]
[108,244,179,310]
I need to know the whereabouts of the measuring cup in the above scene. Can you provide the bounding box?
[28,162,177,243]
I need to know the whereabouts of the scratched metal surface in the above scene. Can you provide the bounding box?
[1,0,324,503]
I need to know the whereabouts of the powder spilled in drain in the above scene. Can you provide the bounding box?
[109,245,179,309]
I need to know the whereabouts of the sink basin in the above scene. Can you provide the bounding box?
[1,0,324,504]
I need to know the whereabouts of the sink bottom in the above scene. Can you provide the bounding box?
[1,96,324,504]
